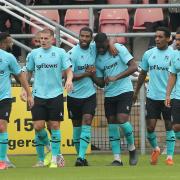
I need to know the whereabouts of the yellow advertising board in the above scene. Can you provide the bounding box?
[8,87,90,154]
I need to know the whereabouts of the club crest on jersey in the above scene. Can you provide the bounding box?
[52,52,56,57]
[164,56,169,61]
[152,56,156,59]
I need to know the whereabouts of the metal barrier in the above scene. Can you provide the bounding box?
[1,1,180,50]
[92,82,146,153]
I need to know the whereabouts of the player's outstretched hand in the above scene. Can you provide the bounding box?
[165,96,171,108]
[65,80,73,93]
[27,95,34,109]
[85,66,96,78]
[20,88,27,102]
[86,66,96,73]
[104,76,116,84]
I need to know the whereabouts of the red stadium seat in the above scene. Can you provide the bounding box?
[107,0,132,4]
[157,0,167,3]
[142,0,149,3]
[100,24,127,44]
[73,0,94,1]
[99,9,129,44]
[142,0,167,3]
[66,24,88,35]
[30,10,60,34]
[34,10,60,23]
[65,9,89,44]
[64,9,89,25]
[99,9,129,27]
[133,8,164,30]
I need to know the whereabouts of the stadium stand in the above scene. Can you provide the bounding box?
[64,9,89,44]
[133,8,164,30]
[142,0,150,3]
[143,0,167,3]
[99,9,129,44]
[73,0,95,1]
[30,9,60,34]
[107,0,167,3]
[107,0,132,4]
[157,0,167,3]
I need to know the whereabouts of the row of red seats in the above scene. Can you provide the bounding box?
[107,0,167,4]
[69,0,167,4]
[31,8,164,44]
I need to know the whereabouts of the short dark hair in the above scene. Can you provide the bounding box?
[0,32,10,43]
[156,26,171,38]
[94,32,108,43]
[79,27,93,37]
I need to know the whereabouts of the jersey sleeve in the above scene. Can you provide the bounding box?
[21,65,27,72]
[169,59,177,74]
[90,42,97,55]
[9,54,21,75]
[139,51,150,71]
[67,49,76,72]
[61,49,72,71]
[115,44,133,64]
[26,52,35,72]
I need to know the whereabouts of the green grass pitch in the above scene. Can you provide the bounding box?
[0,154,180,180]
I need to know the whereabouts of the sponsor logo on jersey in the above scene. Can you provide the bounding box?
[36,63,58,70]
[104,62,118,70]
[149,65,168,71]
[77,64,91,70]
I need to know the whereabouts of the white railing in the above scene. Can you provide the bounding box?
[0,0,79,47]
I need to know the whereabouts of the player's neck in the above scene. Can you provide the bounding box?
[157,45,168,50]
